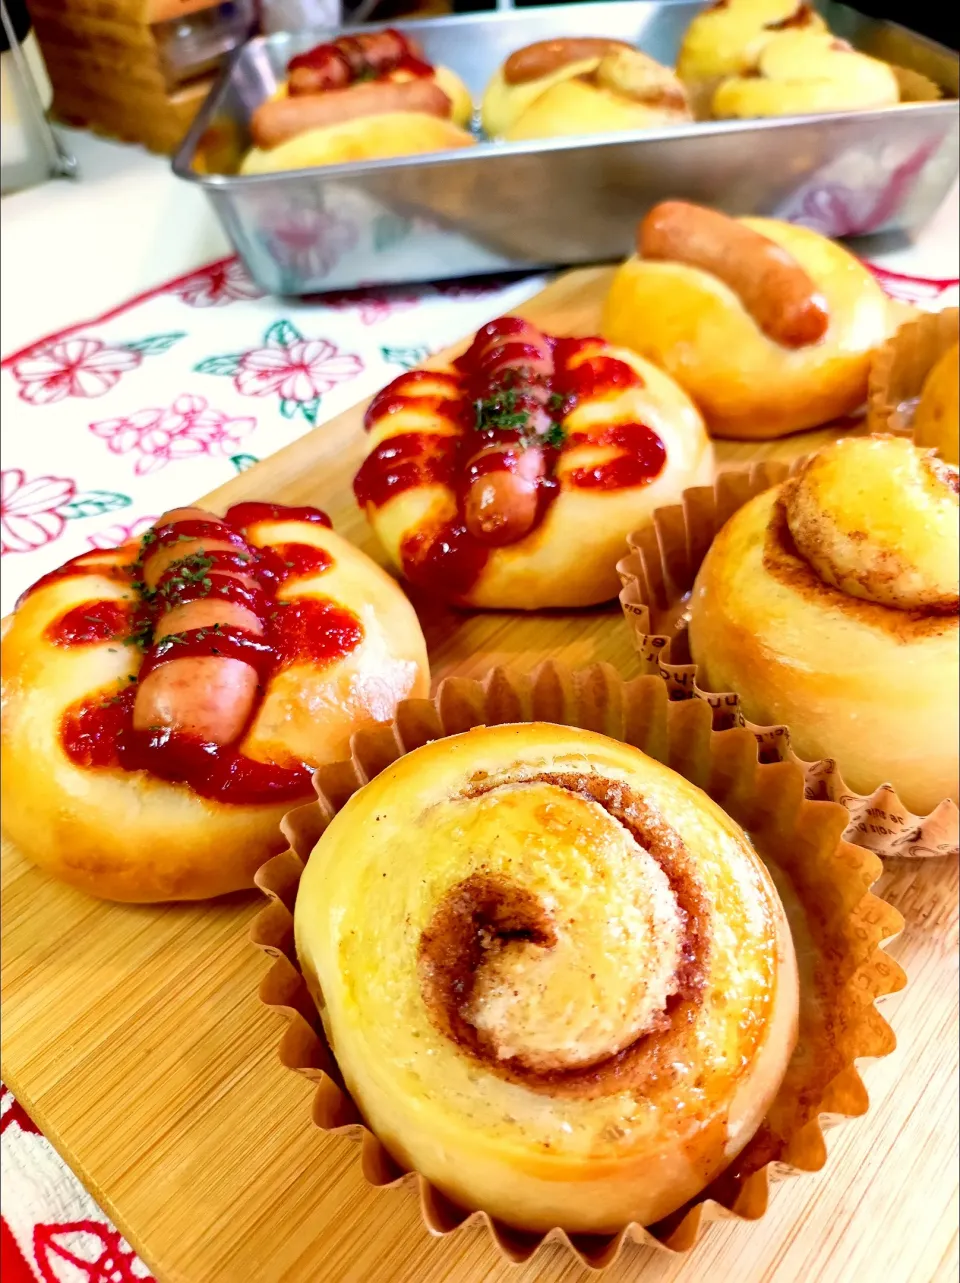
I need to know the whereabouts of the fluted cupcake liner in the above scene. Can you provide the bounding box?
[617,465,960,860]
[251,660,906,1271]
[867,306,959,436]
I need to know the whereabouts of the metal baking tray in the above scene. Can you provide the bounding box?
[171,0,959,295]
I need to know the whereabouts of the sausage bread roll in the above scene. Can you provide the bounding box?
[242,28,475,174]
[602,201,896,439]
[482,39,691,141]
[1,501,429,901]
[353,316,713,609]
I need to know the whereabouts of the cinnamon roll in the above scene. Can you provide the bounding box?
[688,435,959,815]
[294,722,799,1233]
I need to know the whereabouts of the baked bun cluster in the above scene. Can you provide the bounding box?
[602,200,894,438]
[688,435,959,815]
[353,315,713,609]
[1,501,429,902]
[295,722,799,1234]
[481,38,691,141]
[677,0,899,119]
[243,29,474,175]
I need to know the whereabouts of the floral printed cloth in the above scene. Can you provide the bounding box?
[1,243,957,1282]
[0,261,552,614]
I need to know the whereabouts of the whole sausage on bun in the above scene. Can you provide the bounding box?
[602,200,898,439]
[242,28,475,174]
[481,39,692,140]
[0,502,429,901]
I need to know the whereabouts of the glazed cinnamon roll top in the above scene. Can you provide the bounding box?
[782,435,959,613]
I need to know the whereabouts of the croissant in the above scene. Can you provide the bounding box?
[1,501,429,901]
[688,435,959,815]
[294,721,799,1234]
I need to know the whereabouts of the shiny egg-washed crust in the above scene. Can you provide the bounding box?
[0,515,429,902]
[241,111,474,176]
[677,0,827,81]
[294,722,799,1234]
[711,30,899,119]
[602,218,896,439]
[481,48,691,142]
[687,454,959,815]
[241,65,474,174]
[360,341,713,610]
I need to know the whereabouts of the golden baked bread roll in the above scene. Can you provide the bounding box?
[688,435,959,815]
[678,0,826,79]
[602,200,894,439]
[242,29,474,174]
[353,316,713,609]
[914,341,959,465]
[241,112,474,175]
[295,722,799,1234]
[1,502,429,902]
[482,41,691,141]
[712,29,899,119]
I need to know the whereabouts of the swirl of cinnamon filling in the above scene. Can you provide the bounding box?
[783,434,959,613]
[294,724,798,1234]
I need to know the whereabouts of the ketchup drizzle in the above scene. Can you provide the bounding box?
[354,318,668,598]
[20,501,356,806]
[46,600,133,647]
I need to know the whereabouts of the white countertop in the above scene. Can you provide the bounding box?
[0,129,229,356]
[1,126,958,358]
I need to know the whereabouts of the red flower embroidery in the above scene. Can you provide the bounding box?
[1,1085,41,1136]
[170,258,262,307]
[11,339,142,405]
[867,264,960,308]
[33,1223,152,1283]
[1,469,76,555]
[86,516,159,551]
[236,338,364,401]
[90,395,255,476]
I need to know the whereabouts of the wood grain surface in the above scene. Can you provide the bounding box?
[2,267,957,1283]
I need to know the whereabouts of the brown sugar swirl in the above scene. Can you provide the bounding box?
[417,771,715,1099]
[295,724,799,1233]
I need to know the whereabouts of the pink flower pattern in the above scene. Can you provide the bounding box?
[10,339,142,405]
[86,516,159,550]
[89,394,255,476]
[1,469,76,555]
[169,258,262,307]
[236,338,364,402]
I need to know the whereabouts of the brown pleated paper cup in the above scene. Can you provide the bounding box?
[617,466,959,859]
[251,661,906,1271]
[867,306,959,435]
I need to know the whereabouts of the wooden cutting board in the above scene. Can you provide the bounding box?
[2,267,957,1283]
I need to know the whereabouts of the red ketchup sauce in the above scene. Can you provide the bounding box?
[20,501,359,807]
[288,30,433,90]
[353,318,667,599]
